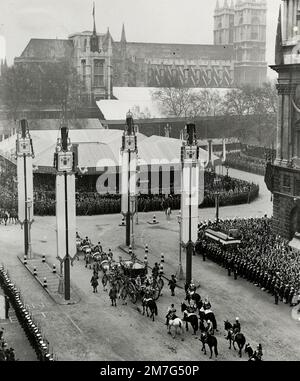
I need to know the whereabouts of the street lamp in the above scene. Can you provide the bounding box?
[176,211,184,280]
[214,177,221,225]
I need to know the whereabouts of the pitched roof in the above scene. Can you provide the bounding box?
[115,42,234,61]
[19,39,73,60]
[0,128,220,170]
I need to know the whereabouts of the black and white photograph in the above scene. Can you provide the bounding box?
[0,0,299,367]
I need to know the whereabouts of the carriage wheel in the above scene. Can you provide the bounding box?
[152,285,161,301]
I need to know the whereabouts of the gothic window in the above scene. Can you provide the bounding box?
[219,34,222,44]
[229,22,234,43]
[251,48,260,61]
[295,179,300,196]
[237,49,243,61]
[251,17,260,40]
[283,175,291,189]
[94,59,104,87]
[81,59,86,83]
[218,22,222,29]
[84,38,87,52]
[239,17,243,25]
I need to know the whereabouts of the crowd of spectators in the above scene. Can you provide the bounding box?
[0,161,17,212]
[224,145,276,176]
[33,173,258,216]
[0,327,16,361]
[240,145,276,161]
[0,161,259,216]
[224,152,266,176]
[196,217,300,306]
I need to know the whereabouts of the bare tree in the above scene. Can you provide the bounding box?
[151,87,196,118]
[0,60,85,120]
[151,87,223,119]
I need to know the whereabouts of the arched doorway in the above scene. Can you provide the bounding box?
[289,206,300,240]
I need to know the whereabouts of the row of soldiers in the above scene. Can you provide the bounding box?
[196,240,299,307]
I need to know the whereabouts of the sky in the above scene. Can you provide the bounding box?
[0,0,281,78]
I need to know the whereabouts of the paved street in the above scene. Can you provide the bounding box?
[0,169,299,361]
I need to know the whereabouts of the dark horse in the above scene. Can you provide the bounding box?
[200,332,218,359]
[224,320,246,358]
[181,303,198,335]
[245,343,254,359]
[200,308,218,332]
[142,297,158,322]
[185,292,202,310]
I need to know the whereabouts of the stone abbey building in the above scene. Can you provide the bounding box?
[266,0,300,242]
[14,0,267,103]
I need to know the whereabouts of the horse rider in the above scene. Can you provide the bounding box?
[188,279,197,294]
[165,303,176,326]
[256,344,263,360]
[135,274,142,289]
[206,319,214,335]
[203,297,211,310]
[251,344,263,361]
[233,317,241,333]
[94,241,102,253]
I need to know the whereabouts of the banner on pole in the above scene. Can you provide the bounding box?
[17,155,34,223]
[56,174,76,260]
[181,163,200,245]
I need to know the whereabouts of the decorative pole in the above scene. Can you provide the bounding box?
[121,111,137,247]
[54,126,76,301]
[180,123,200,284]
[16,119,34,259]
[176,211,184,280]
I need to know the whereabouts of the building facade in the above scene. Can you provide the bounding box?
[214,0,267,86]
[266,0,300,241]
[14,0,267,103]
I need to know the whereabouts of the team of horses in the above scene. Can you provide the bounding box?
[77,234,258,361]
[140,289,259,361]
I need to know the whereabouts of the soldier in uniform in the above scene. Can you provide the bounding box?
[274,281,280,305]
[270,276,276,295]
[279,282,285,302]
[227,255,232,277]
[233,259,238,280]
[233,317,241,332]
[284,284,290,304]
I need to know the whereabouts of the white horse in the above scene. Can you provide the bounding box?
[168,317,184,339]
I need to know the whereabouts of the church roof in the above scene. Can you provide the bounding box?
[115,42,234,61]
[19,39,73,60]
